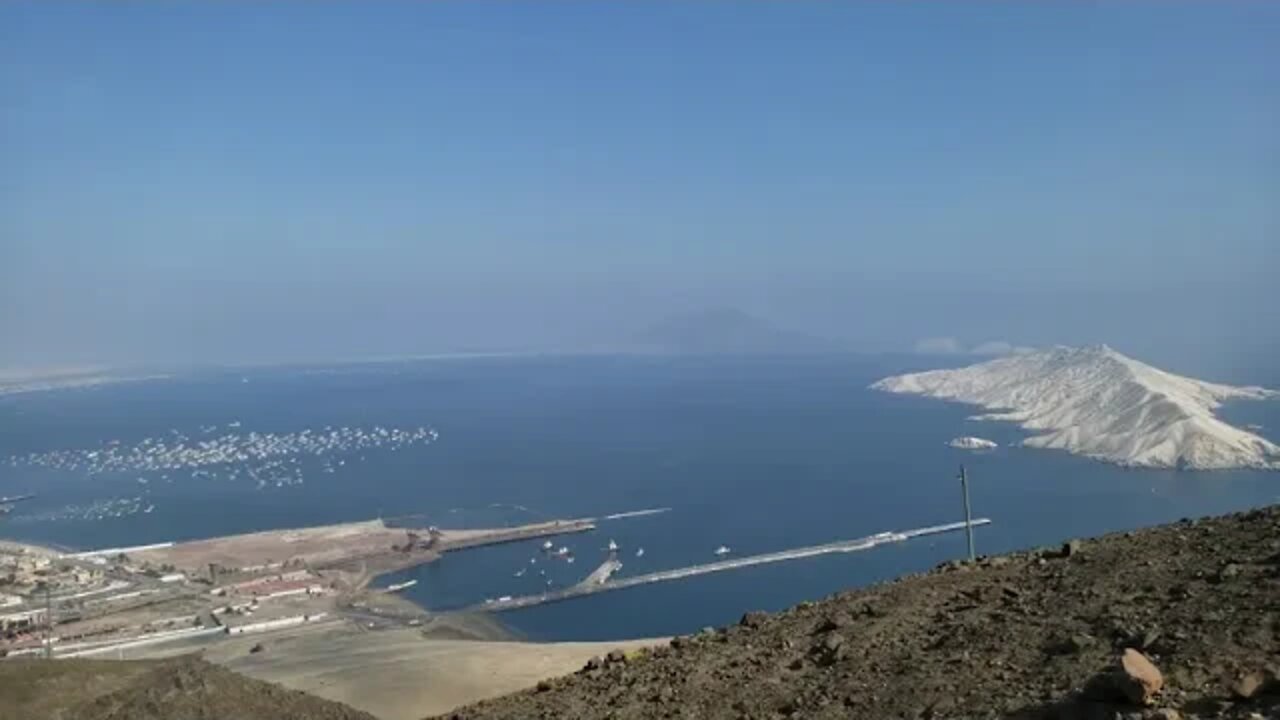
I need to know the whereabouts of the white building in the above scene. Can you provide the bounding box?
[0,607,46,633]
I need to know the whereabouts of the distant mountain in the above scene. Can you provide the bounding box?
[871,345,1280,470]
[632,309,834,355]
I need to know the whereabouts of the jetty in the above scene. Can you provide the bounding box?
[469,518,992,613]
[580,558,624,587]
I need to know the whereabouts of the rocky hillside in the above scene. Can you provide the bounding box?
[440,506,1280,720]
[0,655,375,720]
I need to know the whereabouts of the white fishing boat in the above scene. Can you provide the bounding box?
[714,545,731,556]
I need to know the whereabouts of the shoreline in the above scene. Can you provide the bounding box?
[0,525,662,719]
[0,513,612,662]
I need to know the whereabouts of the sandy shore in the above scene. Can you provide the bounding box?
[131,518,414,572]
[192,622,661,719]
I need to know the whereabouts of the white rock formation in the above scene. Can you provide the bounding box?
[872,345,1280,470]
[948,436,998,450]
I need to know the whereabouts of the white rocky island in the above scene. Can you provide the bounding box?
[948,436,998,451]
[872,345,1280,470]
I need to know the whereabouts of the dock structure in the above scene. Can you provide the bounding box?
[580,558,624,587]
[433,519,597,553]
[468,518,992,613]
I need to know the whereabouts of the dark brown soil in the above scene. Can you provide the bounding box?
[0,655,376,720]
[439,506,1280,720]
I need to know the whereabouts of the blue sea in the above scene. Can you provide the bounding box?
[2,355,1277,641]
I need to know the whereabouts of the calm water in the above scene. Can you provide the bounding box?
[2,355,1277,641]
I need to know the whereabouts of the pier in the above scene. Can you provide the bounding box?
[580,558,624,587]
[468,518,992,613]
[432,518,597,553]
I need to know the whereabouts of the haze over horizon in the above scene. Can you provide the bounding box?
[3,4,1277,377]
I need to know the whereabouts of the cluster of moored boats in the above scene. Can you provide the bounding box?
[507,537,734,588]
[14,495,154,523]
[6,424,438,480]
[4,424,442,513]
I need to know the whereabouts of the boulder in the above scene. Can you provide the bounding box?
[1067,633,1096,653]
[606,649,628,665]
[740,611,768,629]
[1230,669,1271,700]
[813,614,851,634]
[1118,649,1164,705]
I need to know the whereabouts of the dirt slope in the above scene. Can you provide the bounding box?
[0,655,376,720]
[440,506,1280,720]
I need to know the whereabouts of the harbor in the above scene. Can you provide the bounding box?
[3,505,992,661]
[469,518,993,613]
[0,510,652,660]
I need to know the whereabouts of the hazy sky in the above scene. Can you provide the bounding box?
[3,3,1277,372]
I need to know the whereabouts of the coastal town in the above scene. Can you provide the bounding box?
[0,516,597,660]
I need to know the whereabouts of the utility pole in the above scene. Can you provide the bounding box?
[43,583,52,659]
[958,465,976,562]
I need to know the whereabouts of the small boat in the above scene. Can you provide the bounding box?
[566,556,575,564]
[514,568,526,578]
[607,539,619,552]
[635,547,645,558]
[542,540,554,551]
[714,545,731,556]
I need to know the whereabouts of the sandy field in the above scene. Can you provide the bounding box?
[131,519,413,572]
[191,622,661,719]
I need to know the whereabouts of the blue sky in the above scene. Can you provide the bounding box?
[2,3,1277,374]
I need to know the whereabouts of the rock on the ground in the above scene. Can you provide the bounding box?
[1118,649,1164,705]
[1230,669,1271,700]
